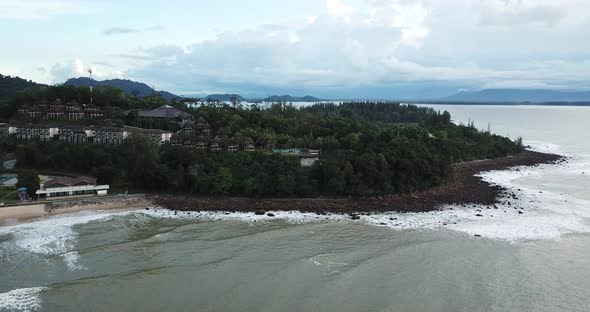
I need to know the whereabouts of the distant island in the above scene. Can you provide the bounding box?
[441,88,590,103]
[260,95,322,103]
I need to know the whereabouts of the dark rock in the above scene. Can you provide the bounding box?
[518,211,524,214]
[476,214,484,217]
[267,213,275,217]
[254,210,266,215]
[474,234,482,237]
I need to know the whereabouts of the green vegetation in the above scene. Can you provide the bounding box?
[10,100,523,197]
[0,74,39,121]
[16,170,40,197]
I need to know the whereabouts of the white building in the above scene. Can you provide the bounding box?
[36,176,109,199]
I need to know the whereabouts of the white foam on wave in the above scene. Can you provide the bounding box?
[1,141,587,249]
[0,211,142,271]
[0,287,47,312]
[61,251,86,271]
[445,146,590,242]
[137,143,590,243]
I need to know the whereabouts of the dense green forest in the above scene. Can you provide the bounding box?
[0,74,39,121]
[6,99,523,197]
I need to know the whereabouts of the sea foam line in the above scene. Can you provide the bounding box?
[0,287,47,312]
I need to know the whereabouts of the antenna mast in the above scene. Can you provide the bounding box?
[88,69,93,104]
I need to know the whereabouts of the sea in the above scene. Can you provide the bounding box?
[1,104,589,312]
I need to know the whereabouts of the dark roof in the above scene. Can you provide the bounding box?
[136,105,191,119]
[44,176,97,188]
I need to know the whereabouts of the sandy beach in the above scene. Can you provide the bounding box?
[0,195,155,226]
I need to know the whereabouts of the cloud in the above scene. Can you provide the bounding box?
[474,0,589,27]
[49,58,124,83]
[75,0,590,98]
[326,0,357,21]
[103,25,163,36]
[0,0,90,19]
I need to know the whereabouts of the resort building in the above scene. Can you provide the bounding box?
[244,137,256,152]
[211,136,223,151]
[17,99,105,120]
[36,176,109,199]
[59,127,88,144]
[135,105,193,125]
[195,135,207,150]
[93,127,128,144]
[227,140,239,152]
[15,125,59,141]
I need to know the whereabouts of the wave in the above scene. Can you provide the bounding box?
[0,287,47,312]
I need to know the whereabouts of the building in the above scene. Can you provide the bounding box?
[227,139,238,152]
[93,127,128,144]
[36,176,109,199]
[15,125,59,141]
[272,148,301,155]
[196,117,207,129]
[195,135,207,150]
[59,127,88,144]
[244,137,256,152]
[135,105,193,124]
[211,136,223,151]
[125,127,173,144]
[17,99,104,120]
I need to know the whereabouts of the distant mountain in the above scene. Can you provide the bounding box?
[204,94,246,102]
[64,77,181,101]
[444,89,590,103]
[263,95,321,102]
[0,74,40,97]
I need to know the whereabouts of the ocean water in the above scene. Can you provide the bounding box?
[1,105,590,312]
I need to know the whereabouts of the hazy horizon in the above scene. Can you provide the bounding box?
[2,0,590,98]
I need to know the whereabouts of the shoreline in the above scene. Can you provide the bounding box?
[0,150,564,225]
[0,195,153,226]
[151,150,564,214]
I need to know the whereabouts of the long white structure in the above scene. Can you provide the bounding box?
[35,176,109,199]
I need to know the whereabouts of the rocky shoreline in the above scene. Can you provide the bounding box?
[150,150,564,215]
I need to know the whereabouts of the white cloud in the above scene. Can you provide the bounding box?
[326,0,357,21]
[474,0,590,27]
[50,59,124,83]
[27,0,588,97]
[0,0,90,19]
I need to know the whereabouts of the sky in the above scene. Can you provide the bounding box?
[1,0,589,99]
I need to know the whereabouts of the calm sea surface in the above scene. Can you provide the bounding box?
[1,105,589,312]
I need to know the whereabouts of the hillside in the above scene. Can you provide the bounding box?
[444,89,590,103]
[64,77,181,101]
[0,74,41,120]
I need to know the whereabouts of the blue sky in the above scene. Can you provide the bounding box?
[1,0,589,99]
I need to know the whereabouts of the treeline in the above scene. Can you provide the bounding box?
[0,74,39,121]
[12,102,522,197]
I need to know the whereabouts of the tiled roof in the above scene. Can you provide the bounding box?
[44,176,97,189]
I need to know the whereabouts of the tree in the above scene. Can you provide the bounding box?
[212,167,233,195]
[17,170,40,198]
